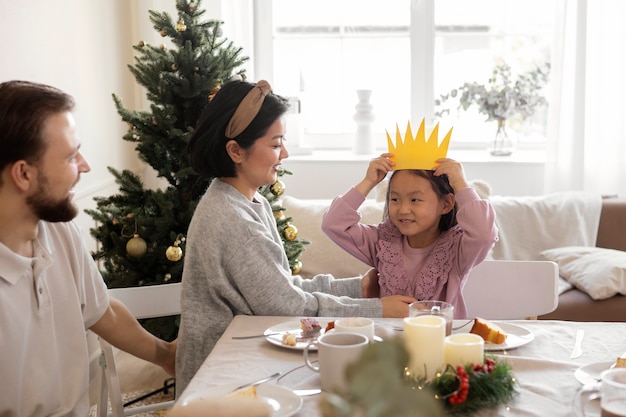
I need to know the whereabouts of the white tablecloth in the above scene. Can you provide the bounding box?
[177,316,626,416]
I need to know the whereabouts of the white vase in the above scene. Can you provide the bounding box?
[353,89,375,155]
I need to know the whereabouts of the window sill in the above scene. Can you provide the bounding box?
[285,148,546,164]
[282,148,546,198]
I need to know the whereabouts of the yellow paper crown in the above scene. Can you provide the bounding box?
[386,118,453,170]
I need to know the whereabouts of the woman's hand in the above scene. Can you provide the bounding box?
[361,268,380,298]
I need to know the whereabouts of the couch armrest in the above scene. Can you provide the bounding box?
[597,197,626,252]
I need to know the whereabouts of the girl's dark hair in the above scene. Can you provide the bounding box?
[187,80,289,179]
[0,80,75,172]
[384,170,458,231]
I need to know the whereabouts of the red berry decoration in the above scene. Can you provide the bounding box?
[449,365,470,405]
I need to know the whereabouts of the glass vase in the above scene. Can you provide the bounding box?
[489,119,514,156]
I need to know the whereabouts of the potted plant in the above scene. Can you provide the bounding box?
[435,62,550,156]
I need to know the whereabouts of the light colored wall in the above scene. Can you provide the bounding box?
[0,0,143,251]
[282,151,545,199]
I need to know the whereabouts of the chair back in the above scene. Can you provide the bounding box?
[96,282,181,417]
[463,260,559,320]
[108,283,182,319]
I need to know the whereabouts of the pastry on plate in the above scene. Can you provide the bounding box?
[470,317,508,344]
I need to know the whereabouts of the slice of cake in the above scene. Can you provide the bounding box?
[470,318,508,344]
[300,318,321,335]
[614,356,626,368]
[228,385,258,398]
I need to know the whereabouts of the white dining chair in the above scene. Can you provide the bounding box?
[462,260,559,320]
[96,282,182,417]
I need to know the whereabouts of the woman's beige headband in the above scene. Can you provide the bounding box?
[225,80,272,139]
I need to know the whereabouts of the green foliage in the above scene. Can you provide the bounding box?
[258,169,310,274]
[429,359,518,415]
[435,62,550,122]
[319,338,517,417]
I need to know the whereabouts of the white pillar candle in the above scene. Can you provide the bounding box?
[403,315,445,380]
[444,333,484,368]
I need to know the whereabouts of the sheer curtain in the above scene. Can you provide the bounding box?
[545,0,626,196]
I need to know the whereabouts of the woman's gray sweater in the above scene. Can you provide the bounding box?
[176,179,382,394]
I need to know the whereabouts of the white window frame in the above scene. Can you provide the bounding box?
[249,0,548,156]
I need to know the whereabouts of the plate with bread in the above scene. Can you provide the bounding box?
[264,318,331,350]
[173,383,302,417]
[454,318,535,351]
[575,355,626,385]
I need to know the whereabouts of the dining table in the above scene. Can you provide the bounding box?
[176,315,626,416]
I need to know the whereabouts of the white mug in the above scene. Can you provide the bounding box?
[303,332,368,392]
[333,317,376,341]
[575,368,626,417]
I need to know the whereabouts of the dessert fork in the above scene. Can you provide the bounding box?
[232,327,321,340]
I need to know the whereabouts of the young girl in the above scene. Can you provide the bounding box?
[176,82,414,394]
[321,153,498,318]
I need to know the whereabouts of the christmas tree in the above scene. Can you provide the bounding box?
[86,0,308,340]
[259,169,310,275]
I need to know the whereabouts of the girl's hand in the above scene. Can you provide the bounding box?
[355,153,394,197]
[433,158,469,192]
[381,295,416,318]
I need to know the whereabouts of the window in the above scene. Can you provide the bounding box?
[254,0,556,151]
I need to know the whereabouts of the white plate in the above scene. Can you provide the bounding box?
[452,321,534,351]
[265,320,330,350]
[182,383,303,417]
[575,361,614,385]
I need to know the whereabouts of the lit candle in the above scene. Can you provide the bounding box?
[444,333,484,367]
[403,315,445,380]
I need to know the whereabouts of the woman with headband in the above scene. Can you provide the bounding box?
[175,80,415,393]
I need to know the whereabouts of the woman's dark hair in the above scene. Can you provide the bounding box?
[384,170,458,231]
[0,80,75,173]
[187,80,289,179]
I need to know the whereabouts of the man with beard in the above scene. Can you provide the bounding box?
[0,80,177,417]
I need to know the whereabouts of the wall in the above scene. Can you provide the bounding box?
[282,150,545,199]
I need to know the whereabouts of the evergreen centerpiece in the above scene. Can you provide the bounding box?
[320,338,517,417]
[86,0,308,340]
[435,62,550,156]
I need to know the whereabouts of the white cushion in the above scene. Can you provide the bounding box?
[540,246,626,300]
[281,196,384,278]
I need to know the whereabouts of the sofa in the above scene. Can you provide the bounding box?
[282,188,626,323]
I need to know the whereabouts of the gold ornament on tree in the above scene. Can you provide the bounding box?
[122,216,147,257]
[166,234,185,262]
[274,210,286,221]
[126,234,147,258]
[291,259,302,275]
[176,19,187,32]
[270,179,285,196]
[283,223,298,241]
